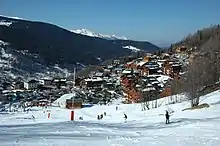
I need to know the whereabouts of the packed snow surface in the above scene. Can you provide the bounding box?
[123,45,141,52]
[1,90,220,145]
[0,21,12,27]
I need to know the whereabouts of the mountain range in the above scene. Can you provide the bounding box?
[71,28,129,40]
[0,15,161,71]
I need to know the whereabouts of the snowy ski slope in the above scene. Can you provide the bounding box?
[0,90,220,146]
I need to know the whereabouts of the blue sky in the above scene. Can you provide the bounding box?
[0,0,220,46]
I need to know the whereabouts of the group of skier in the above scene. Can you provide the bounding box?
[97,113,104,120]
[96,105,170,124]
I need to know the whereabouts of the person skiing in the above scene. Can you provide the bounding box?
[32,115,35,121]
[100,114,103,120]
[165,110,170,124]
[124,113,127,121]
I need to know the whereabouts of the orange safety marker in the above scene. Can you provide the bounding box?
[70,111,74,121]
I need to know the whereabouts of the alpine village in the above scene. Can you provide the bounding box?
[0,23,220,112]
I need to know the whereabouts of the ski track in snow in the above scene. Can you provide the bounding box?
[1,91,220,145]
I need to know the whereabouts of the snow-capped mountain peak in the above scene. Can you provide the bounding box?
[71,28,129,40]
[0,14,23,20]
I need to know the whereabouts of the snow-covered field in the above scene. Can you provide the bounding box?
[1,90,220,146]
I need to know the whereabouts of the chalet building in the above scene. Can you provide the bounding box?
[113,68,123,74]
[94,72,104,78]
[176,46,187,53]
[125,61,136,69]
[53,78,67,88]
[124,87,141,103]
[40,78,53,86]
[75,77,83,86]
[24,79,39,90]
[83,77,105,89]
[145,62,159,69]
[38,99,50,107]
[143,56,151,62]
[172,63,182,73]
[161,53,170,60]
[148,67,160,75]
[66,96,83,109]
[138,61,161,75]
[140,66,149,76]
[120,76,132,88]
[14,81,24,89]
[136,61,147,69]
[112,59,120,65]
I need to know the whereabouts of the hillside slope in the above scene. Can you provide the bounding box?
[171,25,220,53]
[166,25,220,106]
[0,90,220,145]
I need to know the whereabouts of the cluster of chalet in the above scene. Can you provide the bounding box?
[0,77,68,91]
[75,66,121,104]
[80,44,188,104]
[120,52,183,103]
[0,77,72,110]
[0,45,189,109]
[75,47,186,104]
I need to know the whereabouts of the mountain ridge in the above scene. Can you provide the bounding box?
[0,15,161,66]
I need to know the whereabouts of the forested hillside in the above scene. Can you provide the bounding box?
[170,25,220,107]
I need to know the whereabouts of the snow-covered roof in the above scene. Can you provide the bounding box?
[107,65,113,69]
[149,67,160,70]
[104,69,111,72]
[42,77,53,80]
[122,69,132,74]
[126,61,133,65]
[95,72,104,77]
[137,61,147,67]
[162,53,170,56]
[151,81,160,85]
[136,84,141,88]
[146,83,153,87]
[143,87,156,91]
[85,77,103,82]
[172,64,181,67]
[133,69,140,73]
[157,60,166,62]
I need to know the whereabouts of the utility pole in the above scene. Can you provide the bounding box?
[73,67,76,89]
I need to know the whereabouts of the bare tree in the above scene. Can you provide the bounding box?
[184,56,204,107]
[170,80,184,103]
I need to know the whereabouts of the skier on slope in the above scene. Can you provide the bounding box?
[165,110,170,124]
[124,113,127,121]
[32,115,35,121]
